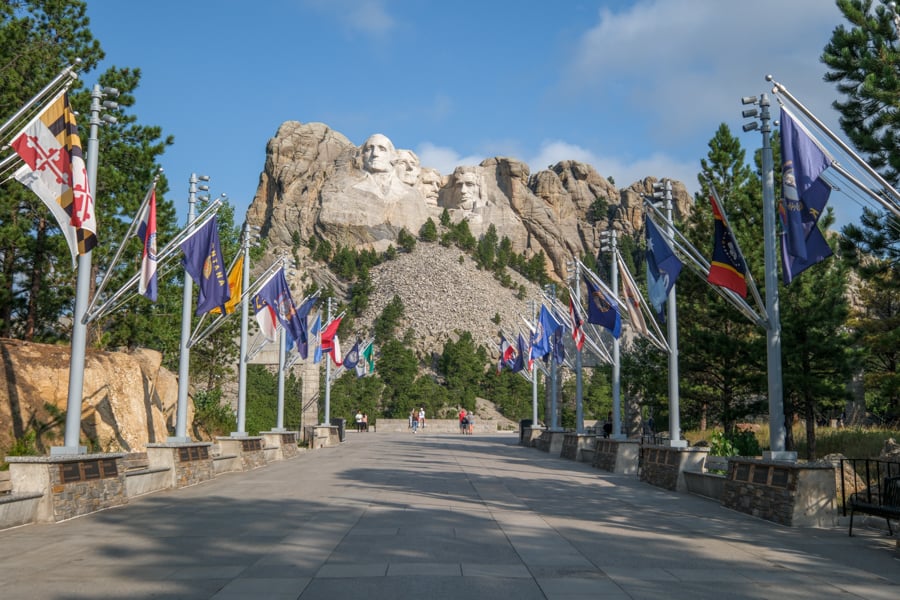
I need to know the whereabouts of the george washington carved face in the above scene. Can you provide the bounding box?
[361,134,395,174]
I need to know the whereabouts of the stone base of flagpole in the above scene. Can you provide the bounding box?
[669,439,689,448]
[49,445,87,455]
[763,450,798,461]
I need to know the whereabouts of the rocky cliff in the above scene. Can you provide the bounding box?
[0,339,183,454]
[246,121,694,283]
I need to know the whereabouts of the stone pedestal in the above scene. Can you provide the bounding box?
[310,426,339,449]
[261,431,300,460]
[561,433,596,462]
[721,458,836,527]
[145,442,214,489]
[592,438,641,474]
[6,453,127,523]
[216,437,266,470]
[521,427,544,447]
[640,445,709,492]
[535,430,567,454]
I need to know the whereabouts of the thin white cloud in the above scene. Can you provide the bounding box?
[416,142,485,175]
[301,0,395,36]
[563,0,843,141]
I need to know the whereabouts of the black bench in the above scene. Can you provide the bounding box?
[848,475,900,536]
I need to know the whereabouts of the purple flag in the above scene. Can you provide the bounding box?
[180,216,229,315]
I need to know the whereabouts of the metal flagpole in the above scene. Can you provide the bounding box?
[275,326,287,431]
[607,231,623,440]
[324,296,332,425]
[745,93,792,459]
[574,261,584,434]
[234,223,251,437]
[531,300,539,426]
[54,84,110,454]
[171,173,208,442]
[662,179,685,447]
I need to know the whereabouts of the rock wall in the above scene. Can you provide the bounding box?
[0,339,181,454]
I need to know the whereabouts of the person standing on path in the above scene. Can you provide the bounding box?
[355,410,364,433]
[411,409,419,433]
[418,407,426,430]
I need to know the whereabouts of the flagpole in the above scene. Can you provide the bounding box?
[275,325,287,431]
[324,296,332,425]
[660,180,685,447]
[234,222,252,437]
[751,93,792,459]
[54,83,106,454]
[531,301,539,426]
[574,261,585,434]
[172,174,208,442]
[605,230,623,440]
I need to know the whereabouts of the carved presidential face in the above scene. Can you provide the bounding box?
[394,149,420,186]
[362,134,395,174]
[456,170,479,209]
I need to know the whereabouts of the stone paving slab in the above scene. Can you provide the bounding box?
[0,432,897,599]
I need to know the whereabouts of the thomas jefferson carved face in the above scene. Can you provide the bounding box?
[362,134,395,174]
[394,149,420,186]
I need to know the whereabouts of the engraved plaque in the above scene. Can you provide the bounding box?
[735,463,751,481]
[752,466,770,485]
[178,447,190,462]
[99,459,118,478]
[60,462,81,483]
[81,460,101,480]
[770,468,790,488]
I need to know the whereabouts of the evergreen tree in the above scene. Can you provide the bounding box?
[823,0,900,422]
[679,124,766,433]
[438,331,487,411]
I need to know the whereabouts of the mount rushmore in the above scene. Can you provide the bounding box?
[245,121,694,285]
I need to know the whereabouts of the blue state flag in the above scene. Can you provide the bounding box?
[552,329,566,365]
[342,341,361,369]
[180,216,230,315]
[584,275,621,339]
[511,333,528,373]
[255,269,304,349]
[531,305,562,361]
[779,107,834,283]
[645,215,683,322]
[293,296,317,359]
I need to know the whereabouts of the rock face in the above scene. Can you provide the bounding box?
[0,339,181,454]
[246,122,693,283]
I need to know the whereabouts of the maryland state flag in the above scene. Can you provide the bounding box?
[706,192,747,298]
[12,91,96,262]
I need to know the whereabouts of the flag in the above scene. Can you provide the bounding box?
[254,294,278,341]
[211,254,244,315]
[310,312,323,363]
[645,215,682,322]
[531,305,562,361]
[552,328,566,364]
[511,333,528,373]
[569,297,586,351]
[497,335,517,374]
[12,91,97,262]
[180,216,230,315]
[361,342,375,374]
[331,334,343,366]
[706,192,748,298]
[343,341,361,369]
[254,269,305,350]
[617,255,649,337]
[137,190,158,301]
[584,275,621,339]
[292,296,317,358]
[779,107,834,283]
[320,316,342,356]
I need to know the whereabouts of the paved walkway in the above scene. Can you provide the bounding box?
[1,432,898,599]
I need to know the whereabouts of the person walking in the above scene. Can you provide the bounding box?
[411,409,418,433]
[459,408,468,435]
[418,407,426,430]
[355,410,364,433]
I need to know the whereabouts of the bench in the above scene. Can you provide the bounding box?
[848,475,900,536]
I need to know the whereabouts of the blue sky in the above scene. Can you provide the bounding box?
[84,0,863,227]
